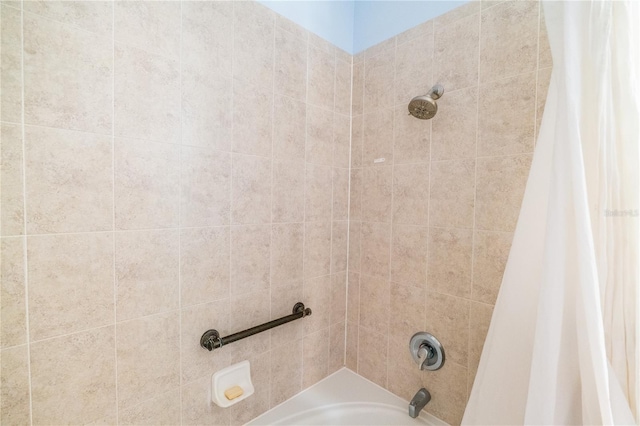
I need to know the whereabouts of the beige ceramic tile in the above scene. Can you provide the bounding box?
[25,125,112,234]
[24,1,112,36]
[228,291,271,363]
[359,275,389,333]
[272,159,305,223]
[393,163,429,225]
[475,154,532,232]
[346,322,358,371]
[271,223,304,283]
[305,164,333,222]
[308,44,336,111]
[335,59,352,116]
[365,36,396,60]
[275,26,307,101]
[23,14,112,134]
[390,225,428,288]
[232,154,272,224]
[303,275,331,335]
[477,72,536,156]
[386,336,423,401]
[393,105,430,165]
[427,227,473,298]
[538,5,552,69]
[117,312,180,408]
[397,20,433,45]
[273,95,306,161]
[429,159,476,229]
[269,281,302,345]
[270,280,304,347]
[431,86,478,161]
[351,114,364,167]
[230,225,270,295]
[232,84,273,157]
[119,390,181,426]
[233,1,274,91]
[395,33,434,105]
[536,67,552,140]
[181,378,230,426]
[303,328,329,387]
[181,1,233,79]
[348,221,361,273]
[362,166,392,223]
[364,47,395,113]
[352,60,364,116]
[180,301,231,384]
[347,272,360,324]
[479,0,538,84]
[181,69,232,151]
[331,271,348,324]
[304,221,331,279]
[426,292,470,366]
[1,237,26,347]
[423,360,468,424]
[1,123,24,236]
[389,282,426,342]
[114,1,180,59]
[332,222,348,274]
[349,168,363,222]
[31,327,116,425]
[473,230,513,304]
[333,113,351,169]
[115,230,179,321]
[306,105,334,166]
[1,5,22,123]
[333,168,349,221]
[468,301,494,378]
[180,227,230,307]
[270,340,303,406]
[360,221,391,280]
[114,44,180,143]
[358,327,388,387]
[434,1,481,28]
[363,108,394,166]
[28,233,114,341]
[276,14,308,39]
[182,146,231,227]
[434,13,479,92]
[114,137,179,230]
[0,345,31,425]
[329,322,346,373]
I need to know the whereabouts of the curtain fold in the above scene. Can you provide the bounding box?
[462,1,639,424]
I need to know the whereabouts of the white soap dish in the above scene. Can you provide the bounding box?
[211,361,255,408]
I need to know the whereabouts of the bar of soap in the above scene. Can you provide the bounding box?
[224,385,244,400]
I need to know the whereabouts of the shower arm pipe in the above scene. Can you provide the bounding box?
[200,302,312,351]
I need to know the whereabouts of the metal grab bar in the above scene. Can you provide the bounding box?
[200,302,312,351]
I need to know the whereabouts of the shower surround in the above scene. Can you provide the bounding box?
[0,0,550,425]
[346,1,551,424]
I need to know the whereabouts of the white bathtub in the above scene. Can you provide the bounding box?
[248,368,447,426]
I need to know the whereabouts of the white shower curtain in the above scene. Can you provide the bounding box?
[463,1,639,424]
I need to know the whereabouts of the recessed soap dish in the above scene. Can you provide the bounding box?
[212,361,255,408]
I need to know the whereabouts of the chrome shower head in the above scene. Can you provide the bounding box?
[408,84,444,120]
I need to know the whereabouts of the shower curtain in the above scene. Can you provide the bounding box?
[462,1,639,424]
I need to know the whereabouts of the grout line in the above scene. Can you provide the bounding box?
[177,1,184,423]
[267,9,276,408]
[111,1,119,423]
[342,54,354,368]
[300,19,310,391]
[18,1,35,423]
[533,0,542,147]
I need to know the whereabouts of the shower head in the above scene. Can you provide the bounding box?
[408,84,444,120]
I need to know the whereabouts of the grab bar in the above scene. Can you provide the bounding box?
[200,302,312,351]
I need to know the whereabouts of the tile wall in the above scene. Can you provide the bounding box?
[0,1,351,424]
[346,0,552,424]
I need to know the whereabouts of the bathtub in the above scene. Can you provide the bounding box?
[248,368,447,425]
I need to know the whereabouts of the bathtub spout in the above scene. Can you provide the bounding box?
[408,388,431,418]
